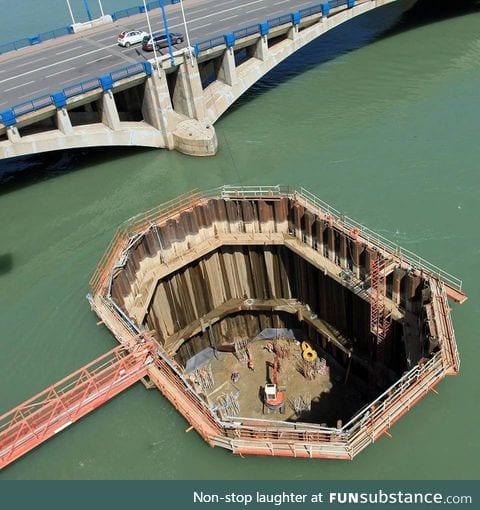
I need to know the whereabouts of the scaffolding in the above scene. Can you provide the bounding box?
[370,253,392,347]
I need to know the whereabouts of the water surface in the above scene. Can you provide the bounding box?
[0,0,479,479]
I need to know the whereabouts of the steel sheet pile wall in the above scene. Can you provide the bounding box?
[88,187,463,460]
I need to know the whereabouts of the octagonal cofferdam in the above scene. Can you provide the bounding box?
[89,186,466,459]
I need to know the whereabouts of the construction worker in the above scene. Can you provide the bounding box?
[247,359,255,371]
[231,372,240,383]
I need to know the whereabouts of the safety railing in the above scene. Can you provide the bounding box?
[89,185,463,296]
[267,14,293,30]
[329,0,350,8]
[342,352,444,435]
[0,1,181,55]
[0,26,73,55]
[193,0,357,56]
[0,342,153,469]
[1,61,151,125]
[112,0,180,21]
[11,95,53,118]
[299,3,325,18]
[297,187,463,291]
[233,24,263,41]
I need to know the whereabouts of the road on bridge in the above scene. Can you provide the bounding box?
[0,0,319,111]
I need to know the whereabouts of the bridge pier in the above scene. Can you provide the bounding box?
[101,91,121,131]
[254,36,269,62]
[217,48,237,87]
[6,126,21,143]
[56,108,74,136]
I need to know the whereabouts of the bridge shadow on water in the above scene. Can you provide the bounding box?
[0,146,155,195]
[0,253,13,275]
[224,0,479,118]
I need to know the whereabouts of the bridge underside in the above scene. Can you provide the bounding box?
[0,0,409,161]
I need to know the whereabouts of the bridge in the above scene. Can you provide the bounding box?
[0,0,410,159]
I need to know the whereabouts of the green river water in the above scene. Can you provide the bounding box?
[0,0,479,479]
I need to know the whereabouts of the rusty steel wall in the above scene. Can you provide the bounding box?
[146,245,408,389]
[106,197,432,389]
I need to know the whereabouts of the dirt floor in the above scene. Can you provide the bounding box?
[204,340,365,426]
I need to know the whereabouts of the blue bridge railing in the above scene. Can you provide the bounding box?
[0,62,151,126]
[0,0,357,126]
[0,1,180,56]
[193,0,353,56]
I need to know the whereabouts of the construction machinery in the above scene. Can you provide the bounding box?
[263,355,285,414]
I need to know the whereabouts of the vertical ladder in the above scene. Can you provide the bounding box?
[370,254,392,352]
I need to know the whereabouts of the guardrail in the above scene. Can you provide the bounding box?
[112,0,180,21]
[297,187,463,291]
[0,62,151,126]
[88,184,463,297]
[0,26,73,56]
[0,0,359,125]
[193,0,352,56]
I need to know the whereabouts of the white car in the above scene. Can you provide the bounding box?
[117,30,148,48]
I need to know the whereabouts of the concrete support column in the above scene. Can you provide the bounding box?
[6,126,21,143]
[392,268,405,306]
[218,48,236,87]
[288,26,299,41]
[56,107,74,135]
[101,90,121,131]
[173,58,206,120]
[327,226,335,263]
[142,68,175,150]
[254,36,269,61]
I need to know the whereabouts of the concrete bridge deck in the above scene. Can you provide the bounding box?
[0,0,413,159]
[0,0,323,110]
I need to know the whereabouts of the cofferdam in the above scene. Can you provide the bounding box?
[0,0,479,478]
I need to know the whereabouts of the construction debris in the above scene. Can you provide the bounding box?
[216,391,240,417]
[289,393,312,415]
[297,356,329,380]
[192,363,214,391]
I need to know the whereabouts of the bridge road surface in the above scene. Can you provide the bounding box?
[0,0,321,111]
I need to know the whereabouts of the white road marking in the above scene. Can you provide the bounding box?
[95,34,118,42]
[191,22,212,30]
[274,0,290,4]
[55,45,83,55]
[12,57,46,69]
[247,6,269,14]
[0,0,292,93]
[85,54,113,65]
[4,80,35,92]
[220,14,239,22]
[0,45,117,85]
[46,66,75,78]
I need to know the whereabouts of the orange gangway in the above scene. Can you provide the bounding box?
[0,342,153,470]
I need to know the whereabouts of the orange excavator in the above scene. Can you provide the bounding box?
[263,355,285,414]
